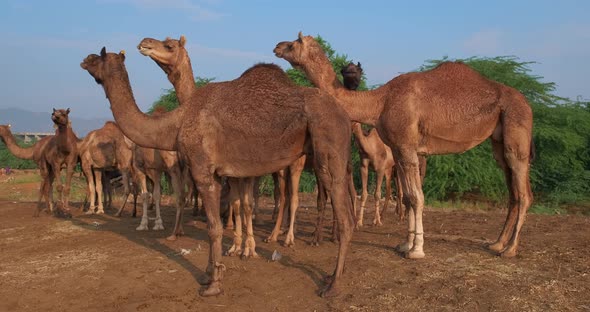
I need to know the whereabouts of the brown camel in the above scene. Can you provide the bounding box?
[0,124,55,215]
[137,36,356,249]
[45,108,79,212]
[127,107,187,240]
[275,32,534,259]
[77,121,133,214]
[81,46,353,297]
[343,62,427,222]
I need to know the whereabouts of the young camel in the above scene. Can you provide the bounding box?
[77,121,133,214]
[126,107,187,241]
[0,125,55,215]
[275,33,534,259]
[45,108,79,212]
[81,47,353,297]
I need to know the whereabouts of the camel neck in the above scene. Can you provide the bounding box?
[0,130,34,159]
[169,53,198,106]
[299,59,384,125]
[101,64,182,151]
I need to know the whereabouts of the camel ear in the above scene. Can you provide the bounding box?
[100,47,107,59]
[7,124,11,128]
[119,50,126,61]
[357,62,361,68]
[180,35,186,47]
[53,108,56,113]
[66,108,70,114]
[298,31,304,43]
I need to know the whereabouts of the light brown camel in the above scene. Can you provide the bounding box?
[77,121,133,214]
[81,47,353,297]
[275,32,534,259]
[0,124,55,215]
[137,36,356,249]
[45,108,79,212]
[343,62,428,223]
[126,107,187,241]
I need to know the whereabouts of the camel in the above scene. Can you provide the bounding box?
[44,108,79,212]
[343,62,428,223]
[77,121,133,214]
[126,106,187,241]
[81,46,353,297]
[275,32,534,259]
[0,124,55,215]
[137,36,356,249]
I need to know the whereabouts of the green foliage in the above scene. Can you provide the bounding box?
[419,56,590,207]
[0,141,38,169]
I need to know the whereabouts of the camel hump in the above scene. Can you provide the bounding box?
[239,63,284,78]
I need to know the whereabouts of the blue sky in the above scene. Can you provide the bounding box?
[1,0,588,120]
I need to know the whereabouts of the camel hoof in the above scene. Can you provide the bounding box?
[136,225,148,231]
[264,237,277,244]
[200,283,223,297]
[85,210,95,215]
[166,235,178,241]
[153,223,164,231]
[488,242,505,253]
[240,250,259,260]
[96,210,105,215]
[320,282,340,298]
[225,224,234,230]
[197,274,211,286]
[225,247,242,257]
[283,240,295,248]
[500,248,517,258]
[406,249,425,259]
[310,240,320,247]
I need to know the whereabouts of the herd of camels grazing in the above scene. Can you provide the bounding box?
[0,32,534,297]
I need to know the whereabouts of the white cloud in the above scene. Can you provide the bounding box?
[462,30,503,56]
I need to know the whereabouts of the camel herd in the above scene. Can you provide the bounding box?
[0,32,534,297]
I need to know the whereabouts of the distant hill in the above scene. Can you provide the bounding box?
[0,107,110,137]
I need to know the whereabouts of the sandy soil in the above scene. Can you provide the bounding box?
[0,172,589,312]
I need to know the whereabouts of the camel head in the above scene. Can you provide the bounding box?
[0,124,12,136]
[341,62,363,91]
[51,108,70,127]
[80,47,126,85]
[137,35,187,75]
[273,32,319,70]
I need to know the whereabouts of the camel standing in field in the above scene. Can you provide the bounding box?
[45,108,79,212]
[77,121,133,214]
[275,33,534,258]
[0,125,55,215]
[81,47,353,297]
[127,106,187,241]
[138,36,356,249]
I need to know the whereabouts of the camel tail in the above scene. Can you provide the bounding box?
[529,138,536,164]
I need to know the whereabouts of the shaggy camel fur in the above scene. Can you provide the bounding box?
[81,47,353,297]
[0,124,55,215]
[275,33,534,258]
[45,108,79,212]
[138,36,356,249]
[77,121,133,214]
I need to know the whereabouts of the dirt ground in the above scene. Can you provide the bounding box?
[0,171,589,312]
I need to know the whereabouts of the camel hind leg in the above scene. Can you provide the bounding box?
[226,178,243,256]
[284,155,306,247]
[94,169,105,214]
[356,158,370,229]
[241,177,259,258]
[167,166,186,241]
[372,170,385,226]
[489,126,533,257]
[380,168,393,221]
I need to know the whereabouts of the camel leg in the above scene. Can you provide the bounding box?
[372,170,385,226]
[34,166,51,217]
[81,163,96,214]
[167,167,186,240]
[271,172,281,221]
[284,155,305,247]
[393,167,405,221]
[488,133,533,257]
[394,151,425,259]
[380,168,393,221]
[152,171,164,231]
[115,171,132,217]
[192,169,224,297]
[311,179,328,246]
[136,173,151,230]
[241,178,259,258]
[226,178,243,256]
[62,161,76,211]
[94,169,105,214]
[265,169,287,243]
[252,176,263,226]
[356,158,370,229]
